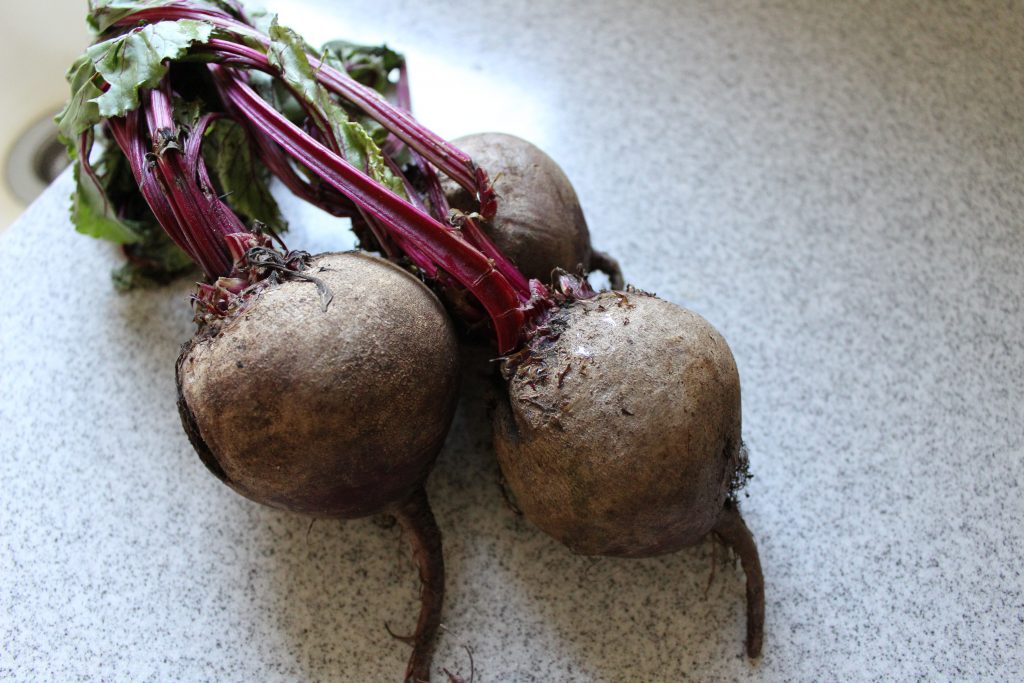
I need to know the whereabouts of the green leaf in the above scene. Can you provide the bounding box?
[202,118,287,231]
[88,0,241,34]
[88,0,168,34]
[55,19,213,142]
[265,19,405,197]
[320,40,404,96]
[71,160,142,244]
[93,20,213,118]
[66,137,144,244]
[65,128,193,289]
[171,95,203,130]
[112,235,196,291]
[57,56,105,147]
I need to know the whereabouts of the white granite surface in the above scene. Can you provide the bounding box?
[2,1,1023,681]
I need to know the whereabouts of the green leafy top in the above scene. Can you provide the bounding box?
[67,140,142,245]
[59,2,408,287]
[56,19,213,143]
[320,40,404,95]
[202,117,286,230]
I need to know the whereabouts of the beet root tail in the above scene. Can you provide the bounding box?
[393,486,445,683]
[589,249,624,291]
[712,503,765,658]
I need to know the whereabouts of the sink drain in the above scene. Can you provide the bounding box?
[5,111,71,205]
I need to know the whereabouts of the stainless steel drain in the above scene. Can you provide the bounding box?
[5,111,71,205]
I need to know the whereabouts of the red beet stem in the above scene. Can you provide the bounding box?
[199,38,528,294]
[110,5,496,217]
[212,65,530,352]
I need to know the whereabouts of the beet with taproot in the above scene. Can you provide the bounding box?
[494,289,763,656]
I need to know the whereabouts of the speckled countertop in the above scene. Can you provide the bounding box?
[2,1,1022,681]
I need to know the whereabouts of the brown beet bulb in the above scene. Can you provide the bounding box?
[494,290,764,656]
[443,132,623,288]
[177,251,460,682]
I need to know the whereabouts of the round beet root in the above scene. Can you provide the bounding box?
[177,251,460,517]
[177,251,459,682]
[443,132,622,288]
[494,290,763,655]
[495,290,742,556]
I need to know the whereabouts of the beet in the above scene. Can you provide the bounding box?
[177,251,459,516]
[493,290,763,655]
[177,251,460,680]
[442,133,623,288]
[60,6,766,662]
